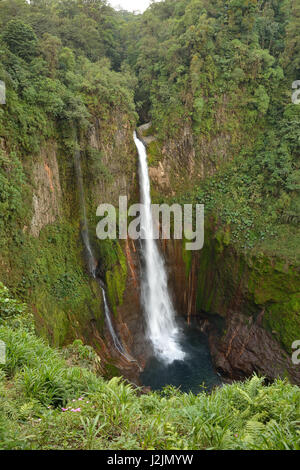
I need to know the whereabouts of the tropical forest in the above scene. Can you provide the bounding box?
[0,0,299,452]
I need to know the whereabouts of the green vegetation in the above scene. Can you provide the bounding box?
[1,0,298,317]
[1,286,300,450]
[98,239,128,315]
[0,0,137,153]
[0,0,137,343]
[129,0,300,259]
[184,224,300,355]
[0,0,299,451]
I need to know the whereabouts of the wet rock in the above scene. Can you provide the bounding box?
[163,237,300,385]
[207,311,300,384]
[30,142,61,237]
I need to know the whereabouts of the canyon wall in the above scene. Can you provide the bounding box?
[1,113,299,385]
[138,124,300,385]
[0,108,146,379]
[164,232,300,385]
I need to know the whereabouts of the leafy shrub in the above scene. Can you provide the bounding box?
[2,19,38,62]
[0,314,300,450]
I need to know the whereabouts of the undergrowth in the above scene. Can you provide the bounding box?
[0,283,299,450]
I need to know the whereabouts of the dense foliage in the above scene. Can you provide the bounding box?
[0,284,300,450]
[0,0,299,451]
[127,0,300,257]
[0,0,136,154]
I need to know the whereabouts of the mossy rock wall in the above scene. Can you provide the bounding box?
[0,110,137,351]
[164,220,300,382]
[186,222,300,355]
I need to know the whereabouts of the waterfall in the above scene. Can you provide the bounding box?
[100,286,131,358]
[74,146,130,361]
[134,132,185,364]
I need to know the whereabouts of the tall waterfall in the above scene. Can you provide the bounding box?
[134,132,185,364]
[74,147,129,360]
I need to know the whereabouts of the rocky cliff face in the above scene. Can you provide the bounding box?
[30,142,62,238]
[164,233,300,385]
[2,110,299,386]
[0,106,146,381]
[138,124,300,386]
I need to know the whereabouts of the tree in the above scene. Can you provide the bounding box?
[40,33,62,77]
[284,0,300,75]
[2,19,38,62]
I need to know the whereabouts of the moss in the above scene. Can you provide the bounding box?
[102,362,122,380]
[263,294,300,353]
[147,140,163,167]
[33,290,72,346]
[99,240,127,316]
[248,258,299,305]
[195,235,219,313]
[182,241,192,278]
[19,220,106,346]
[187,220,300,357]
[0,200,107,347]
[33,278,104,348]
[215,226,231,254]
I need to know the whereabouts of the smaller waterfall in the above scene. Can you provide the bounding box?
[100,286,129,357]
[74,146,131,361]
[134,132,185,364]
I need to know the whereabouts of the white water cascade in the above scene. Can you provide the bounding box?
[100,286,132,358]
[134,132,185,364]
[74,147,132,361]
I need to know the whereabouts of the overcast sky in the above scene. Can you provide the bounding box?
[108,0,152,13]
